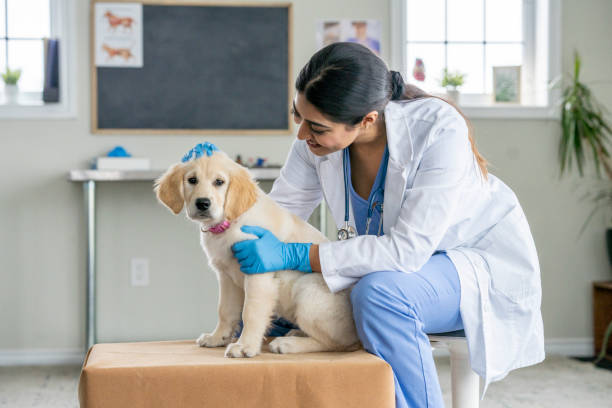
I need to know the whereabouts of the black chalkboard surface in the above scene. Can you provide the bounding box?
[92,2,292,134]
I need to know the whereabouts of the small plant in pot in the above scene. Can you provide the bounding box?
[2,67,22,104]
[439,68,465,105]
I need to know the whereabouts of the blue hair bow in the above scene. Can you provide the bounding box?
[181,142,219,163]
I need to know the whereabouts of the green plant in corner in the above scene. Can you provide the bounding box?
[1,67,22,85]
[554,51,612,367]
[556,51,612,180]
[551,51,612,235]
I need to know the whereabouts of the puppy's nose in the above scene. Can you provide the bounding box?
[195,198,211,211]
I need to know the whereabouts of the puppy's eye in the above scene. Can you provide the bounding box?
[188,177,198,185]
[214,179,225,186]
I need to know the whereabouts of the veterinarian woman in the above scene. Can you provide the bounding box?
[232,42,545,407]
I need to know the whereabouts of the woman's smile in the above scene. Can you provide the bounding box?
[306,139,322,148]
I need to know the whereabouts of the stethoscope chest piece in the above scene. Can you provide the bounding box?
[337,146,389,241]
[337,222,357,241]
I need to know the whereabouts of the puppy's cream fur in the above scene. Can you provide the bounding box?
[155,150,360,358]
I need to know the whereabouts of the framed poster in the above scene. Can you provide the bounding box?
[316,19,381,55]
[94,2,143,68]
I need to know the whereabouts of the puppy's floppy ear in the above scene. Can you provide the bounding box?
[224,166,258,221]
[154,163,186,215]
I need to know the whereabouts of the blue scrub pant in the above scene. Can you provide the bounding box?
[350,251,463,408]
[235,251,462,408]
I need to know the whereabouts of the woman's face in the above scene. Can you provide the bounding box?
[292,92,376,156]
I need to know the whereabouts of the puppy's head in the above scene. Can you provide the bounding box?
[154,150,259,226]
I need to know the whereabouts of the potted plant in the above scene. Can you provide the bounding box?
[2,67,22,104]
[439,68,466,105]
[553,52,612,234]
[554,51,612,368]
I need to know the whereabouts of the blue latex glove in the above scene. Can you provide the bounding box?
[181,142,219,163]
[231,225,312,274]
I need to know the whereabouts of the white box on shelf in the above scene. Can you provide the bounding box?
[93,157,151,170]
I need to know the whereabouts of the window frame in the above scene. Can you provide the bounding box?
[0,0,76,119]
[390,0,561,119]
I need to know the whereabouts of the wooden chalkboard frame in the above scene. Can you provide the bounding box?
[90,0,293,135]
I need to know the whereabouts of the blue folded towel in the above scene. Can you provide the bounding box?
[43,38,59,103]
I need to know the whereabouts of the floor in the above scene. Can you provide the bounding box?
[0,354,610,407]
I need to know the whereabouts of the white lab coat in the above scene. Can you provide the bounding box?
[268,97,545,400]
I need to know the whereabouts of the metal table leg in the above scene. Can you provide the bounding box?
[85,180,96,350]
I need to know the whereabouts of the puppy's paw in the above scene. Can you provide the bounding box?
[224,342,260,358]
[269,337,300,354]
[196,332,232,348]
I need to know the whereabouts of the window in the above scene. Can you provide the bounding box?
[390,0,561,118]
[0,0,75,118]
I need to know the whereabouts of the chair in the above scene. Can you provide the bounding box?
[428,329,480,408]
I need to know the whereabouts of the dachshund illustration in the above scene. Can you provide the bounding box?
[103,10,135,32]
[101,43,134,61]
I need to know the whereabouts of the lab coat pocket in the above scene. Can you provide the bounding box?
[476,206,539,304]
[487,284,541,377]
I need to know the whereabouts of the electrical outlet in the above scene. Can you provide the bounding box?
[130,258,150,287]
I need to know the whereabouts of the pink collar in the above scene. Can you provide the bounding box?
[202,220,231,234]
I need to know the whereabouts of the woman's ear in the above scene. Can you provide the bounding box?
[154,163,186,215]
[360,110,379,129]
[224,166,258,221]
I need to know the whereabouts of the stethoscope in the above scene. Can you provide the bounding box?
[337,146,389,240]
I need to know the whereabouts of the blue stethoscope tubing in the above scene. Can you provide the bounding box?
[337,145,389,240]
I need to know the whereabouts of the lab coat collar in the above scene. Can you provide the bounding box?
[384,99,415,164]
[381,100,413,234]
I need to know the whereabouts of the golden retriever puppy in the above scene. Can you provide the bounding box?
[154,149,360,358]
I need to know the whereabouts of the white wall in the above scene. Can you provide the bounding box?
[0,0,611,357]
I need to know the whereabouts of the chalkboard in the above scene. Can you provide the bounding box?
[91,1,292,134]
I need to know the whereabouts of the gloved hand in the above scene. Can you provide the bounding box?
[231,225,312,274]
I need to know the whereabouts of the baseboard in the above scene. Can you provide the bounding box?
[0,337,595,366]
[0,348,87,366]
[432,337,594,358]
[543,337,594,357]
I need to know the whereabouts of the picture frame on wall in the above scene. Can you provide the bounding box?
[316,19,381,55]
[493,66,522,104]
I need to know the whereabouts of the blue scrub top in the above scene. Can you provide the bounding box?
[346,144,389,236]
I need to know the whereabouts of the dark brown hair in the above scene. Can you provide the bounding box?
[296,41,489,181]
